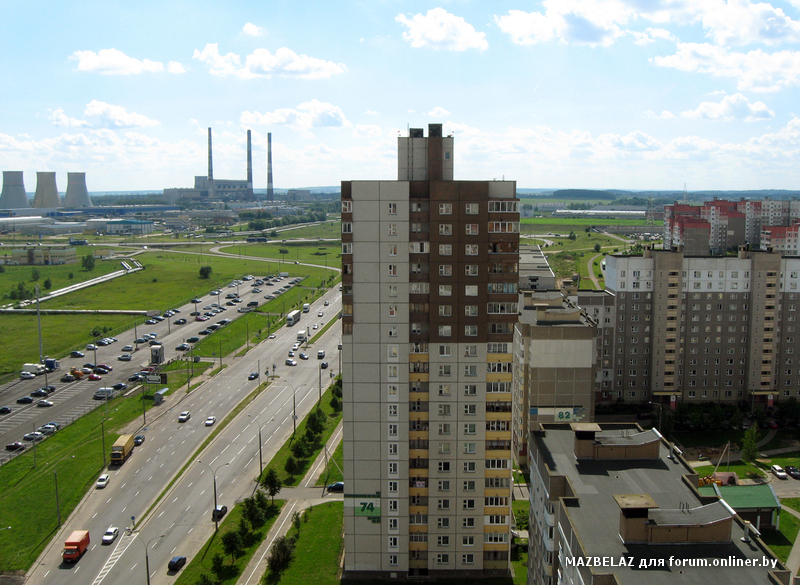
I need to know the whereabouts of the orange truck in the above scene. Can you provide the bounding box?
[62,530,90,562]
[70,367,84,379]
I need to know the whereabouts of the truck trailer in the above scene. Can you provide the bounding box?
[110,434,135,465]
[21,363,46,375]
[44,357,60,371]
[62,530,90,562]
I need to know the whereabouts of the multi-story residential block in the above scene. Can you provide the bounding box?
[604,246,800,409]
[528,422,788,585]
[341,124,518,578]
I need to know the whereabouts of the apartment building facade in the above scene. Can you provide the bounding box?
[603,247,800,409]
[341,124,519,578]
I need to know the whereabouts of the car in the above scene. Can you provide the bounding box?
[31,388,50,398]
[178,411,191,422]
[0,406,11,415]
[80,367,93,375]
[96,474,110,488]
[768,420,779,429]
[38,424,58,435]
[786,465,800,479]
[317,350,325,359]
[186,336,200,343]
[16,396,34,404]
[5,442,26,452]
[135,338,147,344]
[175,318,187,325]
[40,385,56,393]
[318,311,324,317]
[45,421,61,430]
[299,353,309,360]
[292,343,300,351]
[122,345,134,352]
[86,343,98,351]
[94,366,111,374]
[70,350,85,358]
[149,340,162,346]
[312,324,318,330]
[20,371,36,380]
[88,374,102,381]
[118,354,132,361]
[268,334,276,339]
[37,399,54,407]
[248,372,259,380]
[205,416,216,426]
[134,435,145,446]
[199,329,212,335]
[326,482,344,493]
[167,557,186,571]
[145,319,157,325]
[772,464,788,479]
[101,527,119,544]
[176,343,190,351]
[189,311,200,316]
[112,383,128,391]
[211,504,227,520]
[321,361,329,369]
[288,350,295,357]
[129,373,144,382]
[97,338,111,346]
[191,298,202,303]
[285,359,297,366]
[61,374,76,382]
[155,314,166,321]
[23,431,45,442]
[196,315,209,322]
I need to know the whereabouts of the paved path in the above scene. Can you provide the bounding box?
[686,429,778,468]
[237,422,344,585]
[586,253,603,289]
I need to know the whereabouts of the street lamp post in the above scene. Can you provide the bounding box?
[197,460,229,531]
[128,533,164,585]
[248,415,264,479]
[649,401,663,433]
[284,382,307,435]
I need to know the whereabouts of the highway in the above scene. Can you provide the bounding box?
[25,285,342,585]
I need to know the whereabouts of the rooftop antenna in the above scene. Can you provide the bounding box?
[681,183,689,204]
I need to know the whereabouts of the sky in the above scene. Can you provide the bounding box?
[2,0,800,192]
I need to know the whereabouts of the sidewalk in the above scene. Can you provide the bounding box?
[236,421,344,585]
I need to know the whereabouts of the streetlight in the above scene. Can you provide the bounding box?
[284,381,307,435]
[128,532,164,585]
[248,415,264,479]
[197,460,229,531]
[649,401,663,433]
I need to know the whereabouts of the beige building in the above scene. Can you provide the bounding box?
[3,246,77,265]
[341,124,518,578]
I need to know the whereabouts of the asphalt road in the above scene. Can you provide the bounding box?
[25,285,342,585]
[0,276,330,460]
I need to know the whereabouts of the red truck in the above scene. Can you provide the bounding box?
[62,530,90,563]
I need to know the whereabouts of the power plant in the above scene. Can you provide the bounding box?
[33,172,62,208]
[0,171,30,209]
[63,172,93,208]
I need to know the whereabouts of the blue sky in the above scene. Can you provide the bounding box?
[2,0,800,192]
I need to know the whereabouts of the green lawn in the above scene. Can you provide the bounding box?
[0,259,120,301]
[277,221,341,240]
[267,502,343,585]
[218,241,341,266]
[520,217,649,227]
[175,500,285,585]
[315,441,343,486]
[0,359,213,571]
[761,509,800,564]
[693,460,766,479]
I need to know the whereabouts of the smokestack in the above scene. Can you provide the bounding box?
[63,172,92,208]
[267,132,274,201]
[207,127,213,180]
[246,129,253,197]
[0,171,30,209]
[33,172,61,208]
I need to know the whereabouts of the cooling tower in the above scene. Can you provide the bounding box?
[208,127,213,180]
[266,132,274,201]
[246,129,253,189]
[33,172,61,208]
[63,172,92,207]
[0,171,30,209]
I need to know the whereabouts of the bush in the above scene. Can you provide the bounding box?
[200,265,213,279]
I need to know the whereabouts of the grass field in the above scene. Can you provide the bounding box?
[0,260,121,302]
[174,500,285,585]
[761,509,800,564]
[277,221,341,240]
[0,359,213,571]
[218,241,340,266]
[521,217,650,227]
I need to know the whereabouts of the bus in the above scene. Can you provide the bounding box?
[286,310,302,326]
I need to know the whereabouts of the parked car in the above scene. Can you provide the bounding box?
[211,505,227,520]
[175,318,187,325]
[129,373,144,382]
[168,556,187,571]
[88,374,102,381]
[269,334,276,339]
[327,482,344,493]
[112,383,128,391]
[321,362,329,369]
[16,396,34,404]
[70,350,84,358]
[5,442,26,452]
[31,388,50,398]
[20,371,36,380]
[86,344,97,351]
[118,354,132,361]
[176,343,190,351]
[61,374,76,382]
[186,336,200,343]
[786,465,800,480]
[0,406,11,415]
[37,399,54,407]
[772,465,788,479]
[38,424,58,435]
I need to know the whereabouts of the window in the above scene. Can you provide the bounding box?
[341,222,352,233]
[464,345,477,357]
[465,325,478,336]
[342,243,352,255]
[464,404,477,415]
[388,462,398,474]
[388,384,398,397]
[388,265,397,277]
[388,481,398,493]
[388,443,398,456]
[439,203,453,215]
[388,244,397,256]
[466,203,479,214]
[438,344,451,357]
[388,203,397,215]
[464,365,477,377]
[388,424,398,436]
[464,461,476,472]
[388,365,398,379]
[464,443,476,454]
[439,244,452,256]
[464,423,476,434]
[438,404,451,416]
[388,325,397,337]
[439,325,452,337]
[465,264,479,276]
[439,224,452,236]
[465,244,479,255]
[438,383,451,396]
[389,500,398,511]
[439,285,452,297]
[439,461,451,472]
[466,224,479,235]
[438,480,450,491]
[463,536,474,546]
[465,285,478,296]
[388,284,398,297]
[438,500,450,511]
[464,384,477,395]
[388,536,398,548]
[438,365,452,376]
[437,517,450,528]
[463,517,475,528]
[439,442,451,454]
[437,553,450,565]
[342,200,352,213]
[388,223,397,236]
[439,264,452,276]
[465,305,478,317]
[388,405,398,417]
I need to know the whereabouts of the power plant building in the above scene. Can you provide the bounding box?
[33,172,62,208]
[0,171,30,209]
[63,172,93,208]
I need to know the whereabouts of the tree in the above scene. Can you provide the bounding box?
[594,243,601,253]
[290,438,307,459]
[68,272,73,279]
[198,572,215,585]
[199,265,213,279]
[307,407,325,436]
[43,277,52,290]
[211,552,225,576]
[262,468,282,504]
[221,530,243,563]
[81,254,95,271]
[742,425,759,464]
[284,455,299,476]
[31,267,40,281]
[292,511,301,533]
[267,535,296,574]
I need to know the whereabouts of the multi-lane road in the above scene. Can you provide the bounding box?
[14,280,342,585]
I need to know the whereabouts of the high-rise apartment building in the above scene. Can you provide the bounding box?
[341,124,519,578]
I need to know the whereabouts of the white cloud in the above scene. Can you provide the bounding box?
[653,43,800,92]
[396,8,488,51]
[365,110,379,116]
[69,48,176,75]
[193,43,346,79]
[681,93,775,121]
[167,61,186,74]
[353,124,383,137]
[240,100,351,135]
[644,110,676,119]
[628,27,676,45]
[83,100,160,128]
[425,107,451,118]
[695,0,800,47]
[48,107,88,127]
[243,22,265,36]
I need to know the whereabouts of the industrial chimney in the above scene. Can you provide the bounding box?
[267,132,274,201]
[246,129,253,198]
[208,127,213,181]
[63,172,92,207]
[33,172,61,208]
[0,171,30,209]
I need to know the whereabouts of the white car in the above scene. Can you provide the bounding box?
[318,311,323,317]
[268,334,276,339]
[102,527,119,544]
[86,344,97,351]
[20,371,36,380]
[292,343,300,351]
[205,416,216,426]
[285,359,297,366]
[178,411,191,422]
[96,474,110,488]
[122,345,134,352]
[772,464,788,479]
